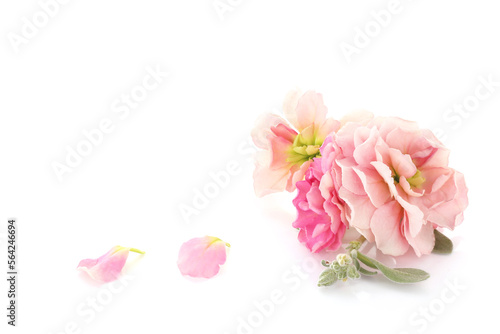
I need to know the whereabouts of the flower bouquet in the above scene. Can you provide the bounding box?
[252,90,468,287]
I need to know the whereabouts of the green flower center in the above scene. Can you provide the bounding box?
[286,130,323,165]
[407,170,426,188]
[393,169,426,188]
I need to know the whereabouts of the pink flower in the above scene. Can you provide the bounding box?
[292,154,347,253]
[327,115,468,256]
[252,90,340,197]
[77,246,145,283]
[177,236,230,279]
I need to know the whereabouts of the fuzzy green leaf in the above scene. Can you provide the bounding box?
[432,229,453,254]
[359,266,378,276]
[318,268,338,287]
[357,252,429,283]
[356,252,378,269]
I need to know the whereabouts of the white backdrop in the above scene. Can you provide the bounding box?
[1,1,499,333]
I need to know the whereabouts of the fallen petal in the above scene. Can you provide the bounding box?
[177,236,230,279]
[77,246,145,283]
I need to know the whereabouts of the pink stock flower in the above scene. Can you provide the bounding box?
[329,114,468,256]
[77,246,145,283]
[252,90,340,197]
[292,154,347,253]
[177,236,230,279]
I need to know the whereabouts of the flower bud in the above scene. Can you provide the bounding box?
[336,254,352,267]
[347,265,360,280]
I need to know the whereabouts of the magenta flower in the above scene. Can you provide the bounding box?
[77,246,145,283]
[252,90,340,197]
[177,236,230,279]
[292,155,347,253]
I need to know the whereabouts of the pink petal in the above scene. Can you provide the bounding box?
[271,123,297,143]
[370,201,410,256]
[339,187,376,240]
[353,127,379,166]
[282,89,302,129]
[369,116,419,138]
[396,195,425,237]
[384,127,415,155]
[389,148,417,179]
[269,136,294,169]
[316,118,341,142]
[337,158,366,196]
[371,161,399,197]
[287,160,312,192]
[404,220,435,257]
[294,91,328,132]
[177,236,229,279]
[424,171,469,229]
[253,152,291,197]
[353,166,392,208]
[399,176,424,197]
[340,110,374,127]
[77,246,140,283]
[251,113,289,149]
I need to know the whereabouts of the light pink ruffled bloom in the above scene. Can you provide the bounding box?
[252,90,340,197]
[329,114,468,256]
[177,236,230,279]
[77,246,145,283]
[292,153,347,253]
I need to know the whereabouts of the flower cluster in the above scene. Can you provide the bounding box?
[253,90,468,283]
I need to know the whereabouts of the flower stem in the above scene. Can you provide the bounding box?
[347,235,367,251]
[130,248,146,254]
[354,235,366,245]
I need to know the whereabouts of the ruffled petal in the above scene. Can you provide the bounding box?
[370,201,410,256]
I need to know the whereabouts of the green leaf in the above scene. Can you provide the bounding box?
[318,268,338,287]
[359,266,378,276]
[357,252,430,284]
[377,266,430,283]
[354,256,378,275]
[356,252,378,269]
[353,258,360,270]
[432,229,453,254]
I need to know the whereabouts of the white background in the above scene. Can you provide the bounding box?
[1,1,499,333]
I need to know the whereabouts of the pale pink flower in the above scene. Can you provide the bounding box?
[77,246,145,283]
[328,115,468,256]
[177,236,230,279]
[252,90,340,197]
[292,155,347,253]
